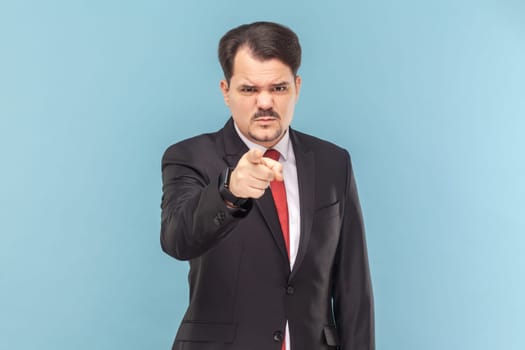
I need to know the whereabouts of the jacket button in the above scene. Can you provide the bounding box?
[273,330,283,342]
[286,285,294,295]
[213,211,226,226]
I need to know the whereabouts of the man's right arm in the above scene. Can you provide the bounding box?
[160,146,282,261]
[160,143,244,261]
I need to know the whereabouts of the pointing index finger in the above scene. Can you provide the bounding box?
[260,157,284,182]
[246,148,264,164]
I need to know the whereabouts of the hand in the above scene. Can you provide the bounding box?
[229,149,283,199]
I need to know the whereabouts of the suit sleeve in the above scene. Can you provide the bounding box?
[160,145,250,261]
[332,151,375,349]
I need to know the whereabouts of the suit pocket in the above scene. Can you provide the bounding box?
[323,325,340,347]
[312,202,341,238]
[176,321,237,343]
[314,201,340,220]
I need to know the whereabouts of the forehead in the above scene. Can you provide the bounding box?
[231,47,294,85]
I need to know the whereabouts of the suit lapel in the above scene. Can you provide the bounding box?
[255,190,290,263]
[220,119,290,264]
[289,130,315,281]
[221,118,248,167]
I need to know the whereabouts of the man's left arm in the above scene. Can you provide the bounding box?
[332,151,375,349]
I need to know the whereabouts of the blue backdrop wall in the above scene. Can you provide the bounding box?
[1,0,524,349]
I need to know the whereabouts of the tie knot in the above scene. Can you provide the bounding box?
[264,149,280,161]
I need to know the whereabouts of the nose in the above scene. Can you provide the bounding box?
[256,90,273,110]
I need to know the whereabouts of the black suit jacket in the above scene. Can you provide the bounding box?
[160,119,374,350]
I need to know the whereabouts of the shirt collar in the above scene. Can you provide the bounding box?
[233,121,291,161]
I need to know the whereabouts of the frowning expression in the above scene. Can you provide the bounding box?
[220,46,302,148]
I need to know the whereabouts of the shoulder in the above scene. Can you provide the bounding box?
[162,128,224,163]
[291,129,351,161]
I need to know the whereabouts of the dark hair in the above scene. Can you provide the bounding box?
[218,21,302,84]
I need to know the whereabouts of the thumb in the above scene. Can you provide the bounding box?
[245,148,263,164]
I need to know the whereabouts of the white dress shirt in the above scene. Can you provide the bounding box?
[234,123,300,350]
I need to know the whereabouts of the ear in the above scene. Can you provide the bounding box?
[294,75,302,101]
[220,79,230,106]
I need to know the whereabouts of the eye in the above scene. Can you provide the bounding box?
[272,85,289,93]
[240,86,257,94]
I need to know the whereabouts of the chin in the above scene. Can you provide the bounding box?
[250,130,282,143]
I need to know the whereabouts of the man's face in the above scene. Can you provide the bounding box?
[220,47,301,148]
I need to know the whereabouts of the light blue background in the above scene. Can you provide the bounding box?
[1,0,524,349]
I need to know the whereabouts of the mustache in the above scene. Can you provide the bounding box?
[253,109,280,119]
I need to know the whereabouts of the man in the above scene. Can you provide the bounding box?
[160,21,374,350]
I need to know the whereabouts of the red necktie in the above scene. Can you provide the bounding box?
[264,149,290,257]
[264,149,289,350]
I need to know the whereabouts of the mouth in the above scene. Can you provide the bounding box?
[253,117,279,127]
[254,117,278,122]
[253,109,280,122]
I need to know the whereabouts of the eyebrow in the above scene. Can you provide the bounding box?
[239,84,257,89]
[238,81,290,89]
[271,81,290,87]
